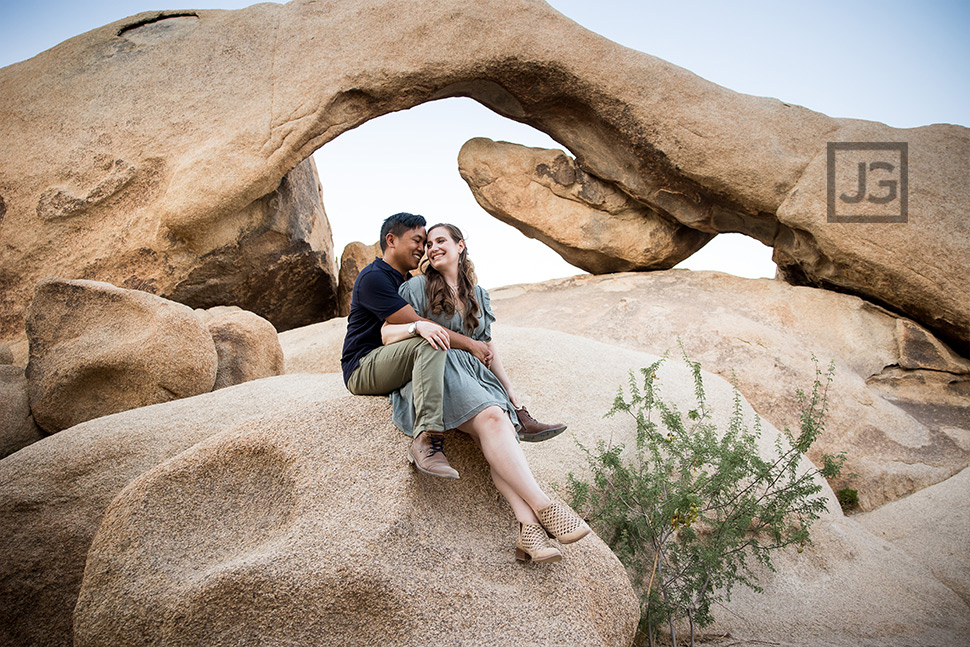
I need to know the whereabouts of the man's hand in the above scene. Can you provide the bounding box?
[414,320,451,351]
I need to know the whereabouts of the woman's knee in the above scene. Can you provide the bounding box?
[474,406,511,434]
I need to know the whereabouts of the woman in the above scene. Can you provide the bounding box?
[381,223,589,563]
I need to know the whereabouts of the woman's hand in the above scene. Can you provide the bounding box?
[414,320,451,350]
[380,320,451,349]
[448,333,493,367]
[465,338,493,367]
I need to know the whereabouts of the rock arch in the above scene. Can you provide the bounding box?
[0,0,966,350]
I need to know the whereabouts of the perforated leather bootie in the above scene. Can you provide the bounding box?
[515,523,562,563]
[536,502,590,544]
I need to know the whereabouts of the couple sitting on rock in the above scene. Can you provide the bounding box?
[340,212,590,564]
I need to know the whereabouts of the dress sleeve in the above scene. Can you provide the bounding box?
[476,285,497,342]
[398,275,427,317]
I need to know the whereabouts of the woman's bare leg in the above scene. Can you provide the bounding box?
[488,466,540,524]
[467,430,538,524]
[458,406,551,518]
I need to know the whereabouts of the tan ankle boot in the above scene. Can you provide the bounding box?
[536,502,590,544]
[515,523,562,563]
[407,432,459,479]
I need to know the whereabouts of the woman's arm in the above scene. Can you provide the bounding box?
[448,329,493,367]
[384,304,492,366]
[484,342,521,409]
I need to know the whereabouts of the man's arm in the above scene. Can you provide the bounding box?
[381,318,450,350]
[384,305,493,366]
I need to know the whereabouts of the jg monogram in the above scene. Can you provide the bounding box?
[827,142,908,223]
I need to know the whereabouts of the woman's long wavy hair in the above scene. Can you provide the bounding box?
[420,223,480,334]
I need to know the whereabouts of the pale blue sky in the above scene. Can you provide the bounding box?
[3,1,967,288]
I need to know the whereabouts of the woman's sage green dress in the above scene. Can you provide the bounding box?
[390,275,520,436]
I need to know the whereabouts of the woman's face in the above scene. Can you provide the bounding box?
[426,227,465,272]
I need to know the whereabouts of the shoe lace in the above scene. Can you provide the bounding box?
[427,434,446,456]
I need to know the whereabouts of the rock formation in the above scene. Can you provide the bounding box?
[0,365,44,459]
[857,466,970,607]
[1,1,967,643]
[1,0,965,348]
[0,374,348,647]
[279,317,349,375]
[337,241,382,316]
[3,317,967,645]
[2,370,635,647]
[458,137,713,272]
[0,144,337,350]
[73,396,636,647]
[166,156,339,332]
[201,307,284,390]
[25,278,218,433]
[490,271,970,511]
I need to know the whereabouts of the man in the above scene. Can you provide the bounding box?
[340,213,566,480]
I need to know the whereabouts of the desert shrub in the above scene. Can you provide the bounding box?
[567,351,844,647]
[836,487,859,512]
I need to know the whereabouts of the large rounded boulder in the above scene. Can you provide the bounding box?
[0,365,44,458]
[200,307,284,390]
[0,374,348,647]
[72,396,637,647]
[25,278,218,433]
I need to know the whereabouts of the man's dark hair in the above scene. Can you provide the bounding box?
[379,212,426,252]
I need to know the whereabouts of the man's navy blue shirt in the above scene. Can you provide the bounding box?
[340,258,410,385]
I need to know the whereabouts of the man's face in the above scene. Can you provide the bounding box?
[387,226,427,271]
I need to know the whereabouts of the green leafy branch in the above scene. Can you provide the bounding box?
[567,348,844,647]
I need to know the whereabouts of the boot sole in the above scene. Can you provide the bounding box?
[515,547,562,563]
[517,425,567,443]
[407,447,460,479]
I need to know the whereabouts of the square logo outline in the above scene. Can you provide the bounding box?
[826,141,908,223]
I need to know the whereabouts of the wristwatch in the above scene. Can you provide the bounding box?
[408,322,418,337]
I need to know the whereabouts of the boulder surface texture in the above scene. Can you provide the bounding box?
[73,395,637,647]
[165,155,339,333]
[0,365,45,458]
[279,316,349,375]
[0,374,346,647]
[202,307,284,390]
[459,137,713,272]
[491,272,970,511]
[2,369,636,647]
[0,0,965,350]
[3,322,965,647]
[25,278,218,433]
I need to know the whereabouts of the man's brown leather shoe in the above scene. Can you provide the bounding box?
[407,432,459,479]
[515,407,567,443]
